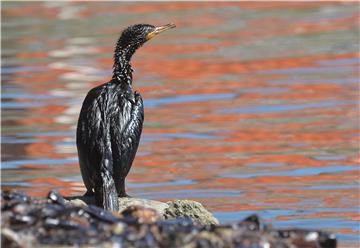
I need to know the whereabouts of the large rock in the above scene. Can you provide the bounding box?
[67,196,218,225]
[164,200,219,226]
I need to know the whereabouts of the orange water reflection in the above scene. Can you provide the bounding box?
[1,2,359,247]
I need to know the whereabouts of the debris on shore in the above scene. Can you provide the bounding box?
[1,190,337,248]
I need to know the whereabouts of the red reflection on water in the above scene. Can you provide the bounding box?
[2,2,359,245]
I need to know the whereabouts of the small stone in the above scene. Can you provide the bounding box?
[113,223,126,235]
[12,203,27,215]
[69,199,87,207]
[121,205,161,224]
[47,191,66,205]
[117,197,169,215]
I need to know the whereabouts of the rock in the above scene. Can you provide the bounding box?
[117,197,169,216]
[164,200,219,226]
[67,196,219,226]
[121,205,161,224]
[68,198,87,207]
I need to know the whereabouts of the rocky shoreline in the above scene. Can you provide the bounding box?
[67,195,219,226]
[2,190,337,248]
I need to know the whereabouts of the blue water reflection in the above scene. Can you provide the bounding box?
[1,2,359,244]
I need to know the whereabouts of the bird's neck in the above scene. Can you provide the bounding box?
[112,45,136,85]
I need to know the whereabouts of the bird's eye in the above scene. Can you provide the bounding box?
[131,29,143,38]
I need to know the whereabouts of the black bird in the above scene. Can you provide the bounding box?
[76,23,175,211]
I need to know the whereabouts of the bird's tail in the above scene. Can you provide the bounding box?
[95,149,119,212]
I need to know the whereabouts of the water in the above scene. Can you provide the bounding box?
[1,2,359,247]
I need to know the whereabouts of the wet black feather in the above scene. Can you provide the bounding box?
[76,24,154,211]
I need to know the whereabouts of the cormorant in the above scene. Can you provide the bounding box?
[76,23,175,211]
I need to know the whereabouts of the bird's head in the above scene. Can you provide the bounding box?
[113,23,175,83]
[116,23,176,54]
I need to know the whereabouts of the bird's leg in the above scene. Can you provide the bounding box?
[115,178,130,197]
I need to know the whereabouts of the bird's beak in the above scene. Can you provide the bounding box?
[146,23,176,40]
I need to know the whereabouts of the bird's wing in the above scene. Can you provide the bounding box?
[110,91,144,180]
[77,85,119,210]
[76,86,109,186]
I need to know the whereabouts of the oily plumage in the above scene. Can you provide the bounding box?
[76,23,175,211]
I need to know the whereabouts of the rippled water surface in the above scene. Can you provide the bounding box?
[2,2,359,247]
